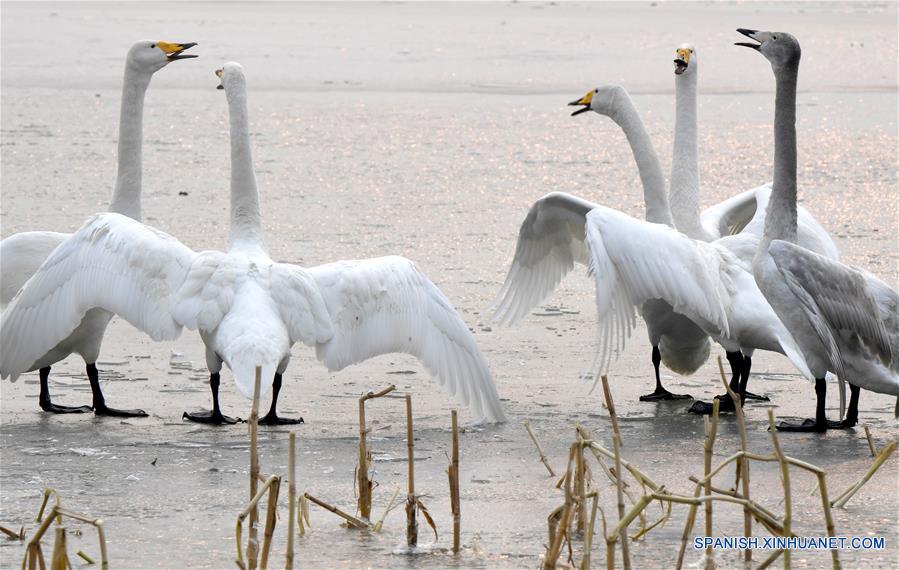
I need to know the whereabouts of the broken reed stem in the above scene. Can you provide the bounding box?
[718,355,752,562]
[863,426,877,456]
[248,367,262,570]
[286,432,296,570]
[703,400,719,568]
[76,550,95,565]
[235,475,281,569]
[372,487,402,532]
[50,527,67,570]
[303,493,369,529]
[600,376,630,570]
[543,445,577,570]
[22,506,108,570]
[767,410,792,569]
[686,476,779,521]
[816,472,841,570]
[581,492,599,570]
[575,427,587,535]
[675,476,704,570]
[0,524,24,541]
[35,488,61,525]
[524,421,556,476]
[757,548,786,570]
[259,477,281,570]
[832,440,896,509]
[449,410,461,553]
[405,394,418,547]
[357,384,396,520]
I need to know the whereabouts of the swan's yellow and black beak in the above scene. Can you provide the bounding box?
[735,28,763,50]
[568,89,594,116]
[157,41,198,61]
[674,47,691,75]
[215,67,224,90]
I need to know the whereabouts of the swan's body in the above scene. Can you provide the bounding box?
[736,29,897,430]
[0,63,505,424]
[0,40,196,416]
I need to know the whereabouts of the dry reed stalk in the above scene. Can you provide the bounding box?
[832,440,896,508]
[286,432,296,570]
[35,489,60,524]
[757,548,785,570]
[704,400,719,568]
[235,475,281,569]
[357,384,397,520]
[49,527,67,570]
[405,394,418,547]
[686,476,779,521]
[75,550,95,564]
[675,480,704,570]
[302,493,369,530]
[863,426,877,456]
[23,506,108,570]
[575,427,587,535]
[247,368,262,570]
[372,487,402,532]
[259,477,281,570]
[0,524,24,541]
[767,410,792,568]
[599,375,630,569]
[449,410,461,553]
[578,437,663,492]
[297,495,310,536]
[543,445,577,570]
[524,421,556,476]
[581,491,599,570]
[718,356,752,562]
[815,472,841,570]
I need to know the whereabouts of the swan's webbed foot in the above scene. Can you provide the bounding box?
[639,386,692,401]
[182,410,242,425]
[689,395,737,415]
[40,401,93,414]
[775,418,827,432]
[741,390,770,402]
[258,411,304,426]
[94,404,148,418]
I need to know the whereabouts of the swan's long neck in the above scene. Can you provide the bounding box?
[107,66,151,221]
[226,80,265,251]
[760,60,799,251]
[669,71,712,240]
[607,89,673,226]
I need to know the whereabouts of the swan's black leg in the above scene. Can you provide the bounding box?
[689,351,743,415]
[826,383,860,429]
[639,346,692,401]
[738,355,769,401]
[38,366,92,414]
[88,363,148,417]
[259,373,304,425]
[183,373,241,425]
[777,377,828,432]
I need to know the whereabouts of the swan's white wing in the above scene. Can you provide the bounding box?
[1,231,70,307]
[0,213,196,377]
[492,192,596,325]
[700,185,766,239]
[584,207,733,374]
[309,256,504,422]
[269,263,333,346]
[769,240,892,370]
[170,251,240,332]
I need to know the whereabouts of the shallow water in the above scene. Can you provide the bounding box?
[1,2,897,568]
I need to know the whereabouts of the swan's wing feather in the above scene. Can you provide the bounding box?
[269,263,333,346]
[170,251,238,332]
[700,185,767,239]
[309,256,504,422]
[491,192,596,325]
[0,231,70,307]
[584,207,732,374]
[0,213,196,377]
[769,240,892,369]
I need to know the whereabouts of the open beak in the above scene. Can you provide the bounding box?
[157,41,199,61]
[735,28,762,50]
[674,58,688,75]
[568,90,594,116]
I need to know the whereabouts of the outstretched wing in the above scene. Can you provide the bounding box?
[585,206,733,374]
[1,213,197,377]
[700,185,766,239]
[308,256,504,422]
[491,192,596,325]
[269,263,333,346]
[769,240,893,371]
[1,231,70,307]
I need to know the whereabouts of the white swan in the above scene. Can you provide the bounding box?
[736,28,898,431]
[0,40,197,416]
[0,63,506,425]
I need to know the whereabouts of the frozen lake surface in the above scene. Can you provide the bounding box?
[1,1,897,568]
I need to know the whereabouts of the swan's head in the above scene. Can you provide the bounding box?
[735,29,800,69]
[127,40,197,74]
[673,43,696,76]
[568,85,625,117]
[215,62,246,95]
